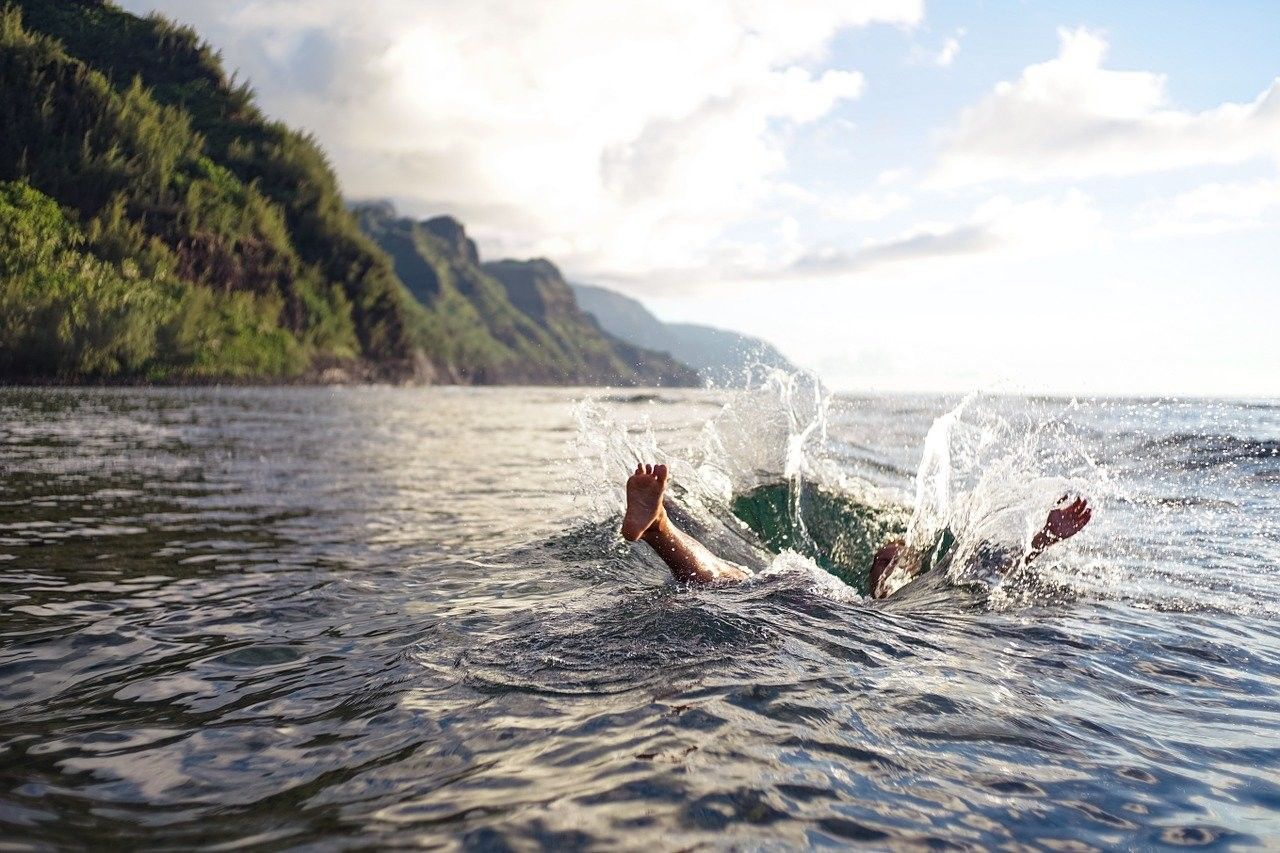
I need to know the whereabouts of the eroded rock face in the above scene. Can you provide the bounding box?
[421,216,479,267]
[482,258,574,324]
[484,258,702,387]
[354,203,701,387]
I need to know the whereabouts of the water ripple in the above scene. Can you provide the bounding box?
[0,387,1277,848]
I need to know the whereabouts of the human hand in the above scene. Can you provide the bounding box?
[1043,495,1091,543]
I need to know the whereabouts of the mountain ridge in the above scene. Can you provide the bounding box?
[355,203,699,386]
[0,0,700,387]
[570,283,799,387]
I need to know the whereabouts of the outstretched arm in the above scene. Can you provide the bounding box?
[870,496,1092,597]
[1025,495,1092,566]
[622,464,751,585]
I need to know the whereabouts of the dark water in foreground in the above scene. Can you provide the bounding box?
[2,386,1279,849]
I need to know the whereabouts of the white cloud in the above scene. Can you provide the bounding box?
[934,29,964,67]
[1138,176,1280,236]
[1166,177,1280,221]
[590,188,1101,291]
[907,26,964,69]
[935,27,1280,185]
[790,222,996,275]
[120,0,921,280]
[776,181,911,222]
[787,189,1101,277]
[876,167,911,186]
[838,190,912,221]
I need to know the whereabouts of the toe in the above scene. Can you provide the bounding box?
[655,463,667,483]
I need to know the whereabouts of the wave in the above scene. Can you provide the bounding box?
[1134,432,1280,471]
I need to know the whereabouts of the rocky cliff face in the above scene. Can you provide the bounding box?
[356,205,700,387]
[482,259,576,324]
[0,2,705,386]
[421,216,480,266]
[483,258,701,387]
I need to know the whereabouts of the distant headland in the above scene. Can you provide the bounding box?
[0,1,792,387]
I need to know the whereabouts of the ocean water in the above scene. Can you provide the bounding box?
[1,383,1278,849]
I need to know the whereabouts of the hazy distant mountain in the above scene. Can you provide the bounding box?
[356,203,699,386]
[571,283,798,387]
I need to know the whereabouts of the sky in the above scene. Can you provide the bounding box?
[119,0,1280,397]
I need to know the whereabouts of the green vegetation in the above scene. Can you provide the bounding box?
[357,205,699,385]
[0,0,417,380]
[483,257,698,385]
[0,0,697,385]
[0,180,302,379]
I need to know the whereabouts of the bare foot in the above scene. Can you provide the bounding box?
[622,463,668,541]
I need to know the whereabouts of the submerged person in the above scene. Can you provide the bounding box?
[620,463,1092,598]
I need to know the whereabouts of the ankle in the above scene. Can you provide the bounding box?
[640,509,670,543]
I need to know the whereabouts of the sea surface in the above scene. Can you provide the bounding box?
[1,384,1278,849]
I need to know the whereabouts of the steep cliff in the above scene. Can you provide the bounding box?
[358,205,700,386]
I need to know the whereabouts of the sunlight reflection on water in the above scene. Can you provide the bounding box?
[1,386,1278,848]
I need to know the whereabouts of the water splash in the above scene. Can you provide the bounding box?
[895,394,1107,596]
[572,374,1279,613]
